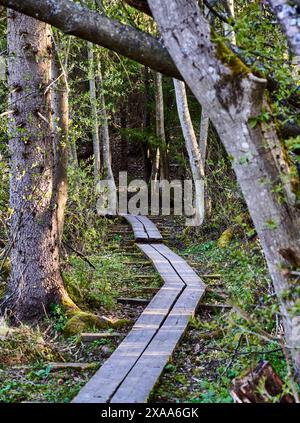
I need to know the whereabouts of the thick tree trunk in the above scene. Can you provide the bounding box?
[52,49,69,243]
[173,79,205,226]
[149,0,300,378]
[96,60,117,215]
[3,11,76,323]
[88,42,101,183]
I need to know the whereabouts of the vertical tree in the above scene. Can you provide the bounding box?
[88,41,101,183]
[3,11,76,322]
[52,42,69,242]
[96,58,117,215]
[152,72,169,181]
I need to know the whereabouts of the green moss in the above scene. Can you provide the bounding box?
[217,227,234,248]
[213,36,250,77]
[63,311,130,337]
[63,312,113,337]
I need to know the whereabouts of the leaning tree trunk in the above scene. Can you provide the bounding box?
[173,79,205,226]
[3,11,76,323]
[52,48,69,243]
[148,0,300,379]
[87,41,101,183]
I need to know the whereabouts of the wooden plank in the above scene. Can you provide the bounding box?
[110,286,205,403]
[122,215,149,242]
[151,244,205,289]
[72,283,183,403]
[73,216,208,404]
[49,362,98,371]
[80,333,123,342]
[136,216,163,242]
[117,297,150,306]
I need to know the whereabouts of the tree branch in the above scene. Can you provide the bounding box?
[0,0,182,79]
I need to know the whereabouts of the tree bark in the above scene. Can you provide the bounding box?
[142,66,152,183]
[173,79,205,226]
[267,0,300,57]
[199,109,209,168]
[87,41,101,183]
[96,60,117,216]
[223,0,236,44]
[148,0,300,378]
[52,46,69,243]
[154,72,169,181]
[3,11,76,323]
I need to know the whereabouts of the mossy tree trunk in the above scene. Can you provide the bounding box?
[2,11,76,323]
[148,0,300,379]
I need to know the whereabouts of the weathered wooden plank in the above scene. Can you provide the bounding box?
[122,215,149,241]
[80,333,124,342]
[110,287,205,403]
[49,362,98,371]
[151,244,205,289]
[117,297,150,306]
[72,284,183,403]
[136,216,163,242]
[73,215,207,404]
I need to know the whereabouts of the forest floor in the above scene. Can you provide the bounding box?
[0,215,294,403]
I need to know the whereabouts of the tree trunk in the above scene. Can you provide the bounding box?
[87,41,101,183]
[153,72,168,181]
[267,1,300,57]
[223,0,236,44]
[52,47,69,243]
[173,79,205,226]
[148,0,300,379]
[142,66,152,183]
[96,59,117,216]
[199,108,209,168]
[3,11,76,323]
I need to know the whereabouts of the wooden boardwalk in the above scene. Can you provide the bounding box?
[72,215,206,403]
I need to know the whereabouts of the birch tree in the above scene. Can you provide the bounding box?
[88,41,101,183]
[174,79,205,226]
[148,0,300,379]
[96,59,117,216]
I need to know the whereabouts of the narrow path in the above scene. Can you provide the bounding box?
[72,215,206,403]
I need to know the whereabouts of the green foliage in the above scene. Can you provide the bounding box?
[49,304,68,334]
[63,254,124,309]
